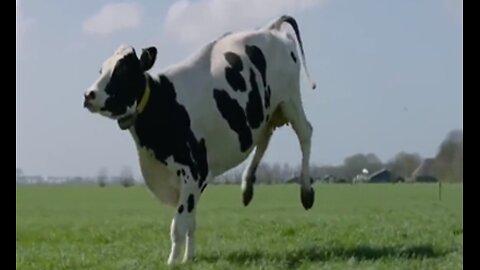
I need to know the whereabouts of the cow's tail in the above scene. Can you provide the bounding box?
[269,15,316,90]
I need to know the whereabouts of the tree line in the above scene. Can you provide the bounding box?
[213,129,463,184]
[17,129,462,186]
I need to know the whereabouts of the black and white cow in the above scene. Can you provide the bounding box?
[83,15,316,265]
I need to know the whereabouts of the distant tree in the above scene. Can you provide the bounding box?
[313,165,345,180]
[232,170,242,184]
[310,164,323,179]
[343,153,383,179]
[257,163,273,184]
[281,163,294,180]
[387,152,422,179]
[16,168,24,184]
[434,129,463,182]
[451,140,463,182]
[271,163,282,183]
[119,166,135,187]
[97,167,108,187]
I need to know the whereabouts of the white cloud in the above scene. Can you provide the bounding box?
[82,3,142,36]
[165,0,327,48]
[16,0,34,50]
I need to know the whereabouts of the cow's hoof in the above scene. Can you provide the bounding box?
[242,183,254,206]
[182,256,195,264]
[301,186,315,210]
[167,258,175,266]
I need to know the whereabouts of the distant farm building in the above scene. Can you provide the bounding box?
[368,168,393,183]
[353,169,369,184]
[322,175,337,183]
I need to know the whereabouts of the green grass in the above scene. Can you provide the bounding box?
[16,183,462,270]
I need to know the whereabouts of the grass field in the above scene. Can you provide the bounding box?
[16,183,462,270]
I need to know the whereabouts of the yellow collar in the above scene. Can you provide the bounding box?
[137,74,151,114]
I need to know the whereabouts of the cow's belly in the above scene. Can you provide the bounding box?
[137,147,180,207]
[208,145,254,177]
[202,123,269,177]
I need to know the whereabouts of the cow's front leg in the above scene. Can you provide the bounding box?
[168,184,198,265]
[167,169,209,265]
[167,208,186,265]
[182,187,200,264]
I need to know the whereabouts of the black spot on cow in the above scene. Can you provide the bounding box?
[290,51,297,63]
[246,68,264,129]
[176,170,181,177]
[178,204,184,214]
[225,52,243,70]
[245,45,267,87]
[103,52,145,117]
[252,175,257,184]
[200,183,208,193]
[192,138,208,186]
[213,89,252,152]
[133,75,209,187]
[246,45,271,110]
[187,194,195,212]
[225,66,246,92]
[264,86,271,109]
[224,52,246,92]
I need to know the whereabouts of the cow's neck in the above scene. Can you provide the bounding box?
[117,73,151,130]
[128,73,198,167]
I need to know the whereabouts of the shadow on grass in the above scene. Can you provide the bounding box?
[199,244,448,268]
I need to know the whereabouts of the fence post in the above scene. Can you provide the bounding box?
[438,181,442,201]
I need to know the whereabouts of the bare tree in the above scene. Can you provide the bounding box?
[97,167,108,187]
[16,168,25,185]
[119,166,135,187]
[16,168,23,177]
[281,163,294,180]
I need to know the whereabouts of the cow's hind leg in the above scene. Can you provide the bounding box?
[280,98,315,210]
[241,128,273,206]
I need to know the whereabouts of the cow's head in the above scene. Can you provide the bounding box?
[83,45,157,129]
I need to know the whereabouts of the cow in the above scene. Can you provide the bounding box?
[83,15,316,265]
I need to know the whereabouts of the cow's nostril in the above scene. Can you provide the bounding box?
[85,91,96,100]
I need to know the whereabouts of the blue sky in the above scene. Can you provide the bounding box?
[16,0,463,178]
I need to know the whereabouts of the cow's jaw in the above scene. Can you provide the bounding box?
[117,103,138,130]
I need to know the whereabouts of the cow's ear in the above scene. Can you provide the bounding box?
[139,47,157,71]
